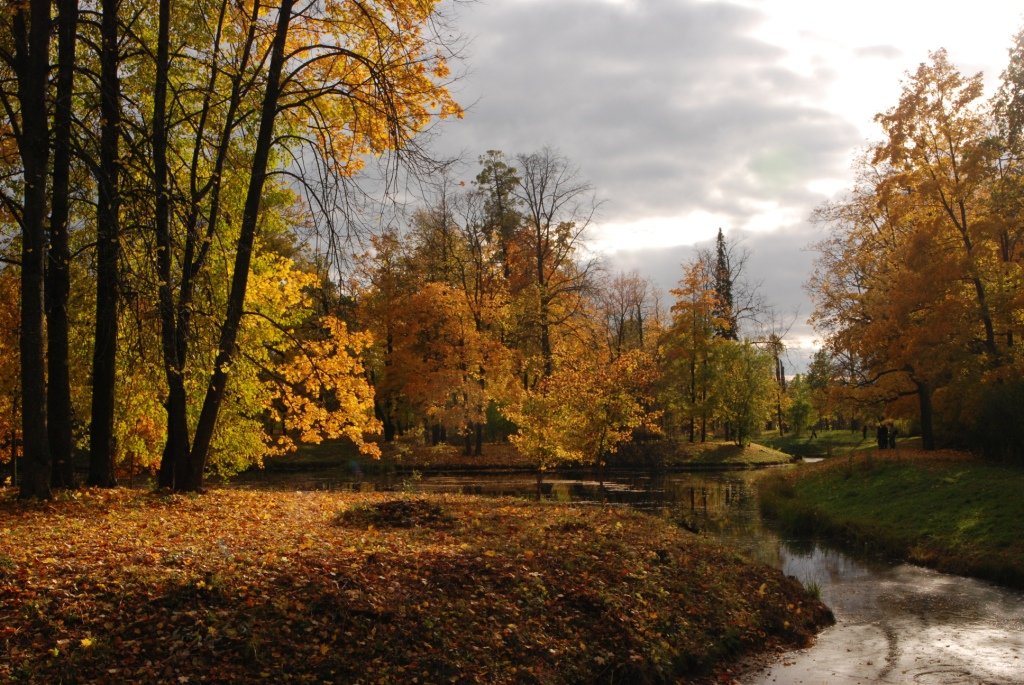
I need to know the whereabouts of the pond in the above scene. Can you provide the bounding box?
[238,466,1024,683]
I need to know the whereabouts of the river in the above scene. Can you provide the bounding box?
[245,466,1024,683]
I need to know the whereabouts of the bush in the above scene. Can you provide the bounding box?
[971,379,1024,465]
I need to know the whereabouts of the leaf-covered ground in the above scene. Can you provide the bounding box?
[0,487,831,683]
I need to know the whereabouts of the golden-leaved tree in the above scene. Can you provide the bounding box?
[144,0,461,490]
[809,46,1024,453]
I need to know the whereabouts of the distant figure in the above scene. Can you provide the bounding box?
[811,427,818,439]
[877,423,888,450]
[862,424,868,440]
[888,424,897,449]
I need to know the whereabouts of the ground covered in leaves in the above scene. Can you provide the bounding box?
[1,487,831,683]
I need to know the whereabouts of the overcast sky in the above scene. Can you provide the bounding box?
[425,0,1023,370]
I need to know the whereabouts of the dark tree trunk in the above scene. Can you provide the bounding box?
[88,0,121,487]
[688,353,696,442]
[47,0,79,489]
[13,0,53,499]
[157,0,248,488]
[474,421,483,457]
[151,0,190,490]
[377,399,396,442]
[184,0,295,491]
[917,380,935,451]
[540,301,553,377]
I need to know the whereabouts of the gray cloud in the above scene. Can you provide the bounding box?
[432,0,861,228]
[424,0,879,367]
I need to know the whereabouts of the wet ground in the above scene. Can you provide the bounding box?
[745,547,1024,684]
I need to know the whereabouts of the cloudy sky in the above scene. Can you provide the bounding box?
[426,0,1023,369]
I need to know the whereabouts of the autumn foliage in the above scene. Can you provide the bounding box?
[809,43,1024,460]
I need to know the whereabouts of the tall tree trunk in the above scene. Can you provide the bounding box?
[156,0,252,488]
[14,0,53,499]
[540,308,553,377]
[916,380,935,451]
[151,0,189,489]
[47,0,79,489]
[88,0,121,487]
[185,0,295,491]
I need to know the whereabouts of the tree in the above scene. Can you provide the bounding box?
[46,0,80,488]
[474,150,521,280]
[514,148,598,379]
[1,0,53,499]
[87,0,124,487]
[805,348,839,428]
[661,256,722,442]
[874,49,1002,361]
[509,342,658,469]
[712,228,737,339]
[712,341,774,446]
[785,375,816,437]
[143,0,461,491]
[598,271,656,359]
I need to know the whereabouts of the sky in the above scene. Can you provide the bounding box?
[425,0,1024,370]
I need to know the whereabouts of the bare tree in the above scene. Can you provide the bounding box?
[515,148,600,378]
[597,270,655,359]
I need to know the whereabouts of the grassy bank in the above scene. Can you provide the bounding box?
[756,428,892,459]
[611,438,794,469]
[759,450,1024,588]
[248,437,795,482]
[0,488,831,683]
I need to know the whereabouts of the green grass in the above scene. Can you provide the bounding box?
[610,438,794,469]
[757,428,908,458]
[759,451,1024,587]
[675,441,794,467]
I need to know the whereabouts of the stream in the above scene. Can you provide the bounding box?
[243,466,1024,683]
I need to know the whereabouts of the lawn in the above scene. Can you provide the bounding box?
[759,449,1024,588]
[756,428,897,459]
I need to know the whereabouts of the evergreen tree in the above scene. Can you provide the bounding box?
[712,228,738,340]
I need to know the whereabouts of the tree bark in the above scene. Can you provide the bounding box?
[47,0,79,489]
[916,380,935,451]
[88,0,122,487]
[151,0,190,489]
[184,0,296,491]
[13,0,53,499]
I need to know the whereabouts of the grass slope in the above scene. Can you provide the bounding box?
[0,487,831,683]
[759,450,1024,588]
[611,439,794,469]
[756,429,886,459]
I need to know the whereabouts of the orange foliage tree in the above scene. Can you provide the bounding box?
[809,47,1024,454]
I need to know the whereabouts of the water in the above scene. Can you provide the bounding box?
[241,467,1024,683]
